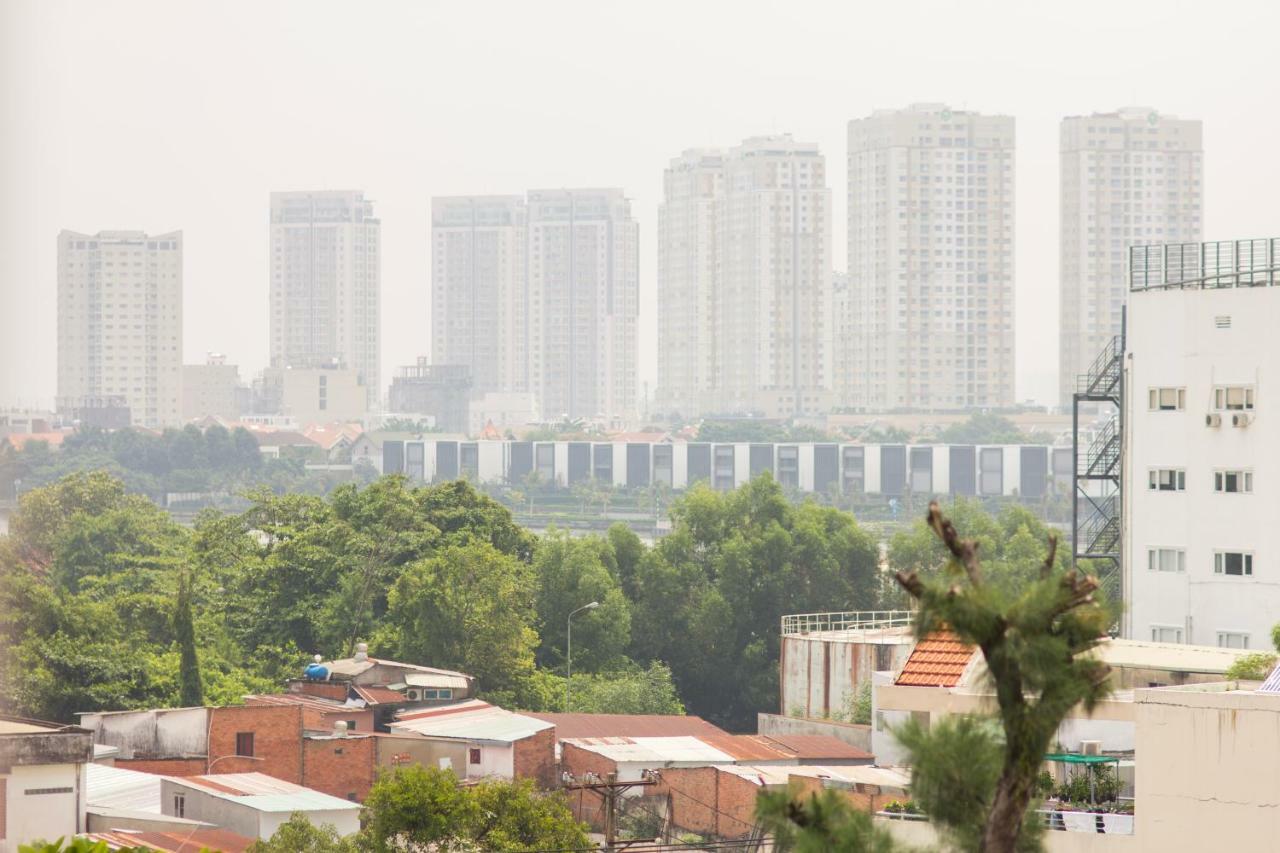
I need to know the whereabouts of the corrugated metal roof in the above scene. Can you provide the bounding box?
[895,630,976,687]
[172,772,359,813]
[352,685,411,704]
[522,713,728,741]
[244,693,366,713]
[563,736,736,764]
[390,705,551,744]
[404,672,472,689]
[86,762,165,812]
[323,656,471,679]
[716,763,910,790]
[81,828,255,852]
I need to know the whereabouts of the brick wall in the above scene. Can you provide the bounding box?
[303,735,377,802]
[511,728,556,789]
[208,705,303,781]
[657,767,762,840]
[287,680,349,701]
[114,757,206,776]
[560,742,618,782]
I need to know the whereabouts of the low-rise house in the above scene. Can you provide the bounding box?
[523,713,729,761]
[389,701,556,787]
[160,772,360,839]
[315,643,475,706]
[79,707,210,776]
[0,715,94,853]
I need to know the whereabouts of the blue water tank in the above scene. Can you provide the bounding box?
[304,663,329,680]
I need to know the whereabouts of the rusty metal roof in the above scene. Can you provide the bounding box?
[895,630,976,687]
[83,828,255,852]
[697,734,872,762]
[522,713,728,741]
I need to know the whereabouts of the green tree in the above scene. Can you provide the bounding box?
[755,787,900,853]
[533,530,631,672]
[174,569,203,707]
[938,413,1047,445]
[248,812,357,852]
[385,542,539,698]
[358,766,587,853]
[1225,652,1278,681]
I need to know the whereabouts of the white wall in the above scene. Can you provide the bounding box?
[2,763,84,852]
[467,741,514,780]
[1126,286,1280,647]
[259,806,360,838]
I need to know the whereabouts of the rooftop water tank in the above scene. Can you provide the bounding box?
[304,662,329,680]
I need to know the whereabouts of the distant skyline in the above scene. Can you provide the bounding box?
[4,0,1280,410]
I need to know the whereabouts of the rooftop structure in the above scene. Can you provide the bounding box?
[162,772,360,839]
[0,715,95,850]
[391,701,552,744]
[522,713,727,742]
[81,828,254,853]
[894,630,976,688]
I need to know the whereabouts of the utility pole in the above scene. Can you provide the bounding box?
[561,769,660,852]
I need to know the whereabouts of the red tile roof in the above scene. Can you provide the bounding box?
[522,713,728,741]
[895,630,976,687]
[353,685,410,705]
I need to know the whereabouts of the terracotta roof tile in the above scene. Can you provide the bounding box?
[895,630,977,687]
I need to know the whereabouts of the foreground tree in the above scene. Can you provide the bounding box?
[760,501,1111,853]
[358,765,587,852]
[247,812,356,852]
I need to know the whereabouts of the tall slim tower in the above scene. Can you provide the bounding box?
[656,149,722,418]
[269,191,381,405]
[430,196,528,395]
[526,189,639,424]
[1059,108,1202,403]
[848,104,1015,410]
[716,136,832,418]
[57,230,184,428]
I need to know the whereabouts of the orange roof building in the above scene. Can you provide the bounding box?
[894,630,977,687]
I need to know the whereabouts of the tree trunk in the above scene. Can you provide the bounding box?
[981,765,1034,852]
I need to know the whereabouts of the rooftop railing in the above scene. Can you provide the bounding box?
[1130,238,1280,291]
[781,610,915,637]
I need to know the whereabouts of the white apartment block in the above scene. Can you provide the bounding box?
[269,191,380,406]
[526,189,639,425]
[182,353,243,421]
[1124,238,1280,650]
[1060,107,1202,404]
[848,103,1015,411]
[431,196,529,396]
[656,149,723,419]
[830,271,856,409]
[57,230,183,428]
[715,136,833,418]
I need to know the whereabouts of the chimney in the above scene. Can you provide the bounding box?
[333,720,349,738]
[353,642,368,663]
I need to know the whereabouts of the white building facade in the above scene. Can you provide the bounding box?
[57,230,183,428]
[269,191,381,406]
[848,104,1015,411]
[526,189,639,425]
[430,196,529,396]
[1059,108,1202,403]
[656,149,723,419]
[1124,239,1280,648]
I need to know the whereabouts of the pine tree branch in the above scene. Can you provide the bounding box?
[926,500,983,586]
[1041,534,1058,579]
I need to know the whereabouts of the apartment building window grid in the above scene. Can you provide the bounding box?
[1215,470,1253,494]
[1148,547,1185,573]
[1214,551,1254,577]
[1148,468,1186,492]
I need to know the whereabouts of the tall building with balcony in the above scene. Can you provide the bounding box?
[57,229,183,427]
[1060,108,1202,404]
[269,191,381,406]
[848,103,1015,411]
[430,196,529,396]
[656,149,723,419]
[1124,238,1280,649]
[526,188,639,425]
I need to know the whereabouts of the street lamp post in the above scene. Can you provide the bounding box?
[566,601,600,712]
[207,754,264,773]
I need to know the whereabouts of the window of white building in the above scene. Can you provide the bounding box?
[1214,470,1253,494]
[1213,386,1255,411]
[1214,551,1254,577]
[1148,387,1185,411]
[1217,632,1250,649]
[1148,469,1186,491]
[1148,548,1186,572]
[1151,625,1184,643]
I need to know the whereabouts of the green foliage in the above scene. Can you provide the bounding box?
[631,476,881,728]
[20,840,148,853]
[175,569,203,707]
[515,661,686,714]
[358,765,587,852]
[695,419,834,443]
[1225,651,1278,681]
[533,529,631,671]
[833,679,872,725]
[937,413,1046,445]
[1052,765,1121,804]
[248,812,358,852]
[755,786,901,853]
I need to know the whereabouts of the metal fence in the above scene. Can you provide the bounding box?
[1130,238,1280,291]
[781,610,915,636]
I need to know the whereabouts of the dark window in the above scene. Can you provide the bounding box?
[469,747,481,765]
[235,732,254,757]
[173,793,185,817]
[346,720,357,731]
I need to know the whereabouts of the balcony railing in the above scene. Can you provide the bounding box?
[782,610,914,637]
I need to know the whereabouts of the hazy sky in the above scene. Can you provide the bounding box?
[4,0,1280,411]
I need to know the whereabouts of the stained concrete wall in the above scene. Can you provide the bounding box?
[756,714,872,753]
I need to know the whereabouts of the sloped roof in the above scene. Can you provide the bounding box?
[82,829,254,853]
[390,702,552,743]
[522,713,728,741]
[895,630,976,687]
[562,736,736,764]
[244,693,367,714]
[352,685,411,705]
[171,772,360,813]
[86,762,165,812]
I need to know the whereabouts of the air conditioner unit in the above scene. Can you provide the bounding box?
[1233,413,1252,428]
[1081,740,1103,756]
[405,689,420,701]
[1206,413,1222,428]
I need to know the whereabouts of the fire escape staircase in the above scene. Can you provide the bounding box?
[1072,335,1124,583]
